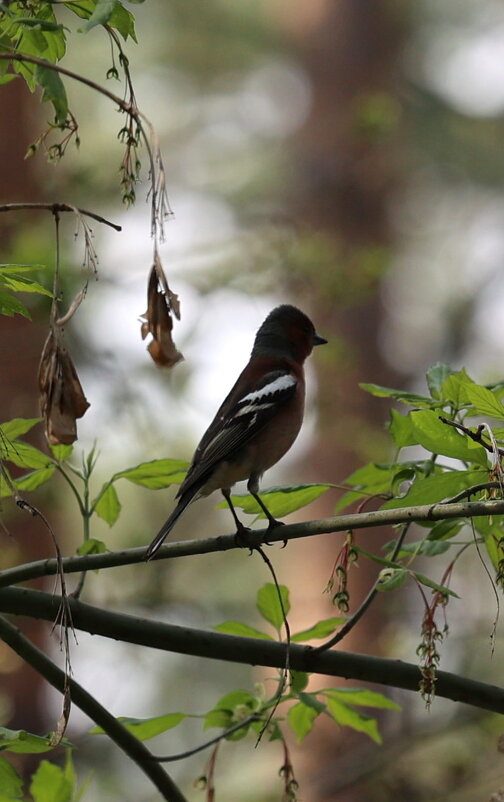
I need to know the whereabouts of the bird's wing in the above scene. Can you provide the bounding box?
[177,369,297,496]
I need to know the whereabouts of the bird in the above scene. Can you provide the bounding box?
[145,304,327,559]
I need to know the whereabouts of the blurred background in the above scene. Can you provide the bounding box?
[1,1,504,800]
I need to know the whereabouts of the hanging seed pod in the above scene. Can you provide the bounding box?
[38,330,90,445]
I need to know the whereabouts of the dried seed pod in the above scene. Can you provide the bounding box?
[140,265,183,368]
[39,330,90,445]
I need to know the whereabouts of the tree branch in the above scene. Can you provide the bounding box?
[1,496,503,588]
[0,203,121,231]
[0,587,502,715]
[0,615,188,802]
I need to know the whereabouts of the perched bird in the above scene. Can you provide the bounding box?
[146,304,327,559]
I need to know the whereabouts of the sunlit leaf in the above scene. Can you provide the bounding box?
[29,760,73,802]
[287,701,319,742]
[322,688,401,710]
[93,483,121,526]
[0,727,71,754]
[0,418,41,441]
[114,459,188,489]
[216,484,331,518]
[0,757,23,797]
[359,383,433,407]
[410,410,487,466]
[325,698,382,743]
[464,384,504,420]
[381,469,486,509]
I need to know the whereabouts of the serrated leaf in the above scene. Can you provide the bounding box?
[0,418,42,440]
[359,383,433,407]
[381,469,485,509]
[410,410,487,465]
[287,701,319,743]
[388,409,417,448]
[90,713,186,741]
[464,384,504,420]
[1,441,53,470]
[256,583,290,631]
[0,290,31,318]
[216,484,331,518]
[213,621,273,640]
[322,688,401,710]
[291,617,345,642]
[412,571,459,598]
[0,757,23,797]
[426,363,454,400]
[93,483,121,526]
[114,459,188,489]
[35,65,68,124]
[325,698,382,743]
[0,728,70,754]
[30,760,73,802]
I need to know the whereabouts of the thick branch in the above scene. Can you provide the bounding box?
[0,587,502,715]
[0,615,187,802]
[1,497,504,588]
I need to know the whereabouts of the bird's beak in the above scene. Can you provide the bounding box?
[313,332,328,346]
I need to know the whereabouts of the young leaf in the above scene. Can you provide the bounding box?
[213,621,273,640]
[12,466,56,494]
[0,757,23,797]
[256,583,290,631]
[0,273,51,296]
[388,409,417,448]
[381,469,486,509]
[464,384,504,420]
[410,410,487,465]
[0,727,70,754]
[114,459,188,489]
[287,701,319,743]
[426,363,454,400]
[90,713,186,741]
[50,444,73,462]
[359,383,433,407]
[441,368,476,408]
[322,688,401,710]
[216,484,331,518]
[325,697,382,743]
[0,418,42,440]
[93,483,121,526]
[76,538,107,557]
[29,760,73,802]
[291,617,345,643]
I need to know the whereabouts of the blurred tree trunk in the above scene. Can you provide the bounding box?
[0,78,50,739]
[279,3,407,799]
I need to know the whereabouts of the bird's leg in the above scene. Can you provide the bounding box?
[222,487,254,549]
[247,476,286,547]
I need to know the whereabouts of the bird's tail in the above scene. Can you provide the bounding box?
[145,494,193,560]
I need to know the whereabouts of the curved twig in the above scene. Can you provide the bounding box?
[0,203,121,231]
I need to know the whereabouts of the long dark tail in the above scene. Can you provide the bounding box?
[145,494,193,560]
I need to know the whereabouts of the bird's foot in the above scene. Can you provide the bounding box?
[263,519,287,547]
[234,524,255,553]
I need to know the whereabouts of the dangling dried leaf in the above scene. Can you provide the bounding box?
[140,264,183,367]
[39,330,90,445]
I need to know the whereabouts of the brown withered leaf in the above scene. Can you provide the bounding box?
[140,265,183,367]
[39,330,90,445]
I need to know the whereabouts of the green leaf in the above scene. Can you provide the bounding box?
[359,382,433,407]
[0,728,65,754]
[441,368,476,408]
[11,466,56,494]
[114,459,188,489]
[90,713,186,741]
[50,444,73,462]
[464,384,504,420]
[204,690,258,736]
[93,483,121,526]
[322,688,401,711]
[388,409,417,448]
[256,584,290,631]
[0,273,51,296]
[34,65,68,124]
[0,757,23,797]
[108,1,137,41]
[376,567,409,592]
[381,469,486,509]
[410,410,487,465]
[289,671,309,694]
[29,760,73,802]
[426,363,454,400]
[426,518,465,542]
[76,538,107,557]
[335,462,404,513]
[216,484,331,518]
[287,701,319,743]
[0,74,18,86]
[411,571,459,598]
[0,418,41,440]
[291,617,345,643]
[0,290,30,318]
[79,0,116,31]
[213,621,273,640]
[1,441,53,470]
[325,697,382,743]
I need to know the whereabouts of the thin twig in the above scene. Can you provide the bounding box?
[153,714,260,763]
[0,203,121,231]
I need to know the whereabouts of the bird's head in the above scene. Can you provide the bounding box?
[252,305,327,363]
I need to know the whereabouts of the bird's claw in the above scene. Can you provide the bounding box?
[262,519,287,547]
[234,525,255,554]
